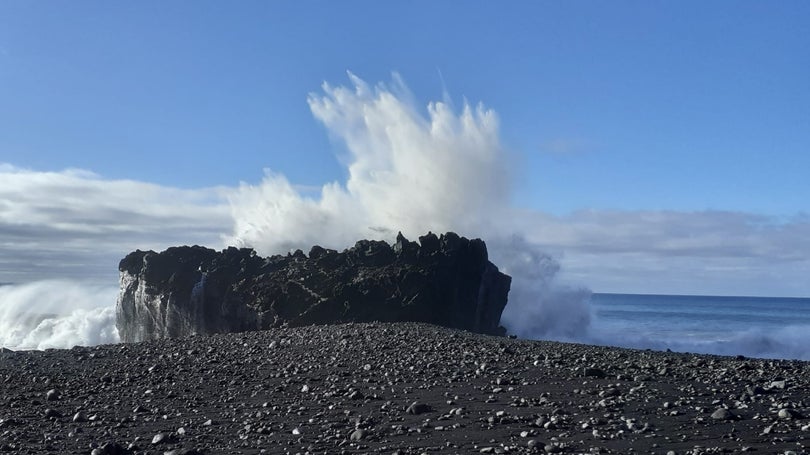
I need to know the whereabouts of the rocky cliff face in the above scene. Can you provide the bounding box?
[116,232,511,342]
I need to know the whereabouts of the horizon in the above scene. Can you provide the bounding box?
[1,1,809,298]
[592,291,810,300]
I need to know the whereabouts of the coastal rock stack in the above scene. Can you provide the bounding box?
[116,232,511,342]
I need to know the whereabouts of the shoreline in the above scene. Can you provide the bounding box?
[5,323,810,363]
[1,322,808,454]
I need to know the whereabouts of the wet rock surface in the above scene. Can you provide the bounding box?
[116,232,511,342]
[2,323,810,454]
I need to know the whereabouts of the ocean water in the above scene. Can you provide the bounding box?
[587,293,810,360]
[2,280,809,361]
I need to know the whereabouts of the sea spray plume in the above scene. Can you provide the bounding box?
[308,73,509,239]
[226,72,594,339]
[0,281,119,350]
[227,72,510,253]
[491,235,592,339]
[227,171,363,254]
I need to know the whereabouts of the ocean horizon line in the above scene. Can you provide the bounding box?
[592,291,810,300]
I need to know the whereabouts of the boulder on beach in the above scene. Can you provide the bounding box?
[116,231,512,342]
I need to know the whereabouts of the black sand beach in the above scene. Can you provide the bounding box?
[1,323,808,454]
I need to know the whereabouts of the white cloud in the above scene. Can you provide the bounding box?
[514,210,810,296]
[518,209,810,261]
[0,164,231,283]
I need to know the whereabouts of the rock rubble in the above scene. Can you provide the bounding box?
[1,322,809,454]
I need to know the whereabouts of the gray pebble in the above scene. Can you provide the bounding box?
[711,408,735,420]
[406,401,431,415]
[350,428,367,440]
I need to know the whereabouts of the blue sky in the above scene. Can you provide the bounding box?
[1,1,809,296]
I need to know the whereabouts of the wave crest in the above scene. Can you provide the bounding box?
[0,281,119,350]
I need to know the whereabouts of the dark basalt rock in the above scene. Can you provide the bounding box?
[116,232,511,342]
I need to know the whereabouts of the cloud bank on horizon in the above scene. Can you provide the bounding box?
[0,164,231,283]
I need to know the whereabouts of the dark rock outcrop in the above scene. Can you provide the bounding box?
[116,232,511,342]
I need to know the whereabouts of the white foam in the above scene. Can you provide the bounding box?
[0,280,119,350]
[586,321,810,360]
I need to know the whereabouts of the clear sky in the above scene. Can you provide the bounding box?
[1,1,809,296]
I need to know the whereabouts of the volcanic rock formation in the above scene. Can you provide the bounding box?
[116,232,511,342]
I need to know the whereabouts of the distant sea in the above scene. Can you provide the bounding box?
[3,281,809,361]
[587,293,810,361]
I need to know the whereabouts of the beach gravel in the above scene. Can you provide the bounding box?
[1,322,808,454]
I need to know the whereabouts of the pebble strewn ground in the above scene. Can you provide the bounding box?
[1,322,808,455]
